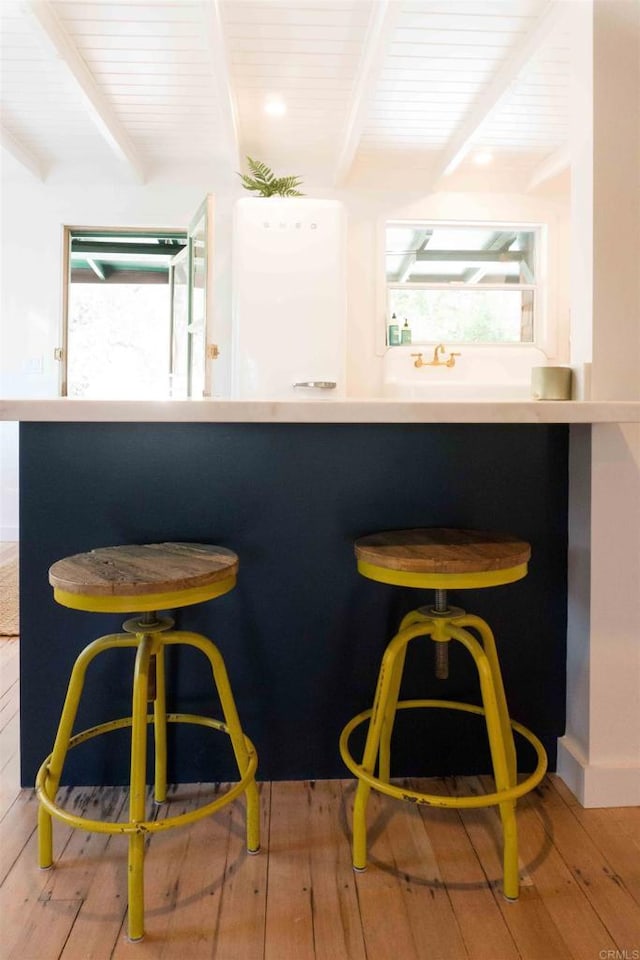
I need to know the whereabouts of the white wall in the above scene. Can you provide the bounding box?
[0,164,570,535]
[0,171,224,537]
[558,0,640,807]
[0,172,222,399]
[0,421,18,541]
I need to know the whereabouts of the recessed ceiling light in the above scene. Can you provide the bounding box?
[473,151,493,166]
[264,98,286,117]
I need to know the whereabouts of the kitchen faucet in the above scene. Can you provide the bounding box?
[411,344,461,368]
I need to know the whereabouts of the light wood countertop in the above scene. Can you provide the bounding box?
[2,397,639,424]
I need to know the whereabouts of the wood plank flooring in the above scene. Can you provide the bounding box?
[0,543,18,567]
[2,772,638,960]
[0,587,638,958]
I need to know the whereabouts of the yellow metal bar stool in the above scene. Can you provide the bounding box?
[340,528,547,901]
[37,542,260,942]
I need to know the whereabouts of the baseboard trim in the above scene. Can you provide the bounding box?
[0,526,19,543]
[557,735,640,807]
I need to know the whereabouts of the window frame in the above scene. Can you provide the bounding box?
[378,218,548,354]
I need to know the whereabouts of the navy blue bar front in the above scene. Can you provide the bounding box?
[19,421,568,786]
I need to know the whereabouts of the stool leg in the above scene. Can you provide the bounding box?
[454,616,519,898]
[152,644,167,804]
[378,610,431,782]
[378,645,407,783]
[449,625,519,900]
[167,632,260,855]
[38,652,89,869]
[37,634,133,869]
[127,634,153,942]
[456,615,517,787]
[353,624,425,870]
[499,798,519,901]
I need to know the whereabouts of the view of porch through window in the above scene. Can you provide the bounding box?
[65,228,187,399]
[385,222,539,345]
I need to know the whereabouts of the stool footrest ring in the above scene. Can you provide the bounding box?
[36,713,258,835]
[339,699,547,809]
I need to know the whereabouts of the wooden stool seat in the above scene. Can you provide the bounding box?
[355,528,531,589]
[49,543,239,613]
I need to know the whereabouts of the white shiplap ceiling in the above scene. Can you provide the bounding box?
[0,0,571,189]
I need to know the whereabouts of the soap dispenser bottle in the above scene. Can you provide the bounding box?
[388,313,400,346]
[401,317,412,345]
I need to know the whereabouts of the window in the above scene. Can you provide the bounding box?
[385,222,540,345]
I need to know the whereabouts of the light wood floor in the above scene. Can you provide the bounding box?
[1,558,639,958]
[0,542,18,566]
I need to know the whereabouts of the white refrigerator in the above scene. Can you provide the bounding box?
[231,198,347,399]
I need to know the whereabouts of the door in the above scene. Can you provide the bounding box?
[186,194,216,398]
[168,247,189,398]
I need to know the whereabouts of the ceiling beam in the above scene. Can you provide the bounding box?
[463,231,516,284]
[415,250,526,262]
[71,241,185,257]
[202,0,240,170]
[70,268,168,285]
[334,0,402,186]
[0,124,45,180]
[23,0,146,182]
[86,258,107,280]
[526,144,570,192]
[431,1,568,184]
[396,230,432,282]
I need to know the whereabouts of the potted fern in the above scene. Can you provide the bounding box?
[238,157,304,198]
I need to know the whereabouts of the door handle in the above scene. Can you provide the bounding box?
[292,381,337,389]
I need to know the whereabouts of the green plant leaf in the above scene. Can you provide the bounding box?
[238,173,270,194]
[270,176,303,197]
[237,157,305,197]
[246,157,275,184]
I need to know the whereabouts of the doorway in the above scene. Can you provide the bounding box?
[59,196,216,400]
[63,228,186,399]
